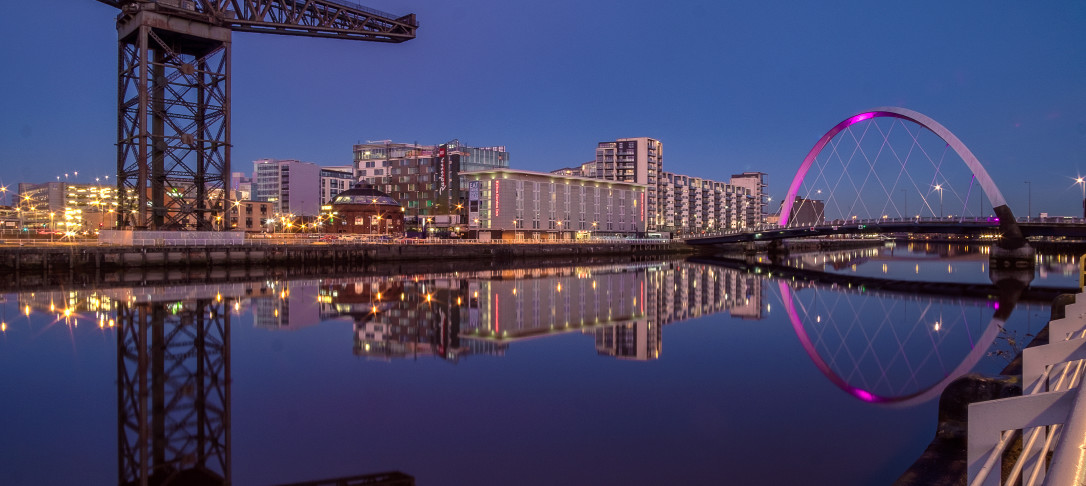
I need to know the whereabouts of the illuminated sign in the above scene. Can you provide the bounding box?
[468,181,481,202]
[468,180,481,229]
[438,145,448,192]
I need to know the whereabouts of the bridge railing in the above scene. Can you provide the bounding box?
[684,216,1086,240]
[967,291,1086,486]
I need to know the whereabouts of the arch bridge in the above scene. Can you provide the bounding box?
[685,107,1065,252]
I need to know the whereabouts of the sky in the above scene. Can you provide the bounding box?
[1,1,1084,215]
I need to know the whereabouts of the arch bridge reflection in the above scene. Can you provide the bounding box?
[695,252,1076,406]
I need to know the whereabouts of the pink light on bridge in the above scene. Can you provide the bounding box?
[852,388,876,402]
[848,113,875,124]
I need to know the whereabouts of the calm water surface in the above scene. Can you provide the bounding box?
[0,245,1079,485]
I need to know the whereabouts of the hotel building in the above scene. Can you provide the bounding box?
[353,141,509,221]
[460,168,647,240]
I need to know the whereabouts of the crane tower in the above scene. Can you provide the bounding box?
[93,0,417,230]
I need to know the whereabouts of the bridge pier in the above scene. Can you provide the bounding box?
[989,243,1035,270]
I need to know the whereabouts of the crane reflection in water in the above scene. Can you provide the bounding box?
[0,247,1078,484]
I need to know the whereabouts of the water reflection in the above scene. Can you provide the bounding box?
[759,241,1082,284]
[13,250,1072,390]
[317,263,762,362]
[1,249,1080,485]
[116,299,230,485]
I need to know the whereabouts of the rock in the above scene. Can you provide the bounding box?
[894,374,1020,486]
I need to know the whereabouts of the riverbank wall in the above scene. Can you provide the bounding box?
[0,241,694,274]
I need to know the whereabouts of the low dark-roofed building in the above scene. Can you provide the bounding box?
[323,183,405,235]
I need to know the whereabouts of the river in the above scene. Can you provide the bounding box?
[0,242,1080,485]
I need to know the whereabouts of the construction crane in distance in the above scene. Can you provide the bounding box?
[92,0,417,230]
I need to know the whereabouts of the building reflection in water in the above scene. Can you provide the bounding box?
[313,262,763,362]
[12,248,1075,413]
[7,251,1085,485]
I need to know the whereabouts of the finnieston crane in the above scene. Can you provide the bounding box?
[92,0,417,230]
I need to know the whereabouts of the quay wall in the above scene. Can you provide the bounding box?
[0,241,694,273]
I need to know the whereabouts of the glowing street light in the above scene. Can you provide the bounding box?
[1076,177,1086,219]
[934,184,944,218]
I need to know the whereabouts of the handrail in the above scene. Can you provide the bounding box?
[1044,359,1086,485]
[967,295,1086,486]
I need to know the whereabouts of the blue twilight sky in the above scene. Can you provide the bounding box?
[1,1,1084,214]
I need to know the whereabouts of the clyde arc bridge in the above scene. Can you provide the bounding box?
[686,107,1086,249]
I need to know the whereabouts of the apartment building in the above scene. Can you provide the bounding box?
[658,172,755,235]
[320,166,354,205]
[594,138,662,230]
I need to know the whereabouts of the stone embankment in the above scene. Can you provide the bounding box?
[0,241,694,274]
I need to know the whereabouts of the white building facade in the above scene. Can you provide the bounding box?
[461,169,647,240]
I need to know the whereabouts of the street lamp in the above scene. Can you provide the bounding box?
[1077,177,1086,219]
[934,184,944,218]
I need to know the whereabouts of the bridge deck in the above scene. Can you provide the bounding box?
[685,219,1086,245]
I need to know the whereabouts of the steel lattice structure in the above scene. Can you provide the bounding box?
[95,0,417,229]
[117,299,231,485]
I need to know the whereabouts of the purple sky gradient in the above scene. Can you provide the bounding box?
[1,1,1084,214]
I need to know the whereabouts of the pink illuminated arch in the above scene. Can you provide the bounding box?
[779,107,1012,228]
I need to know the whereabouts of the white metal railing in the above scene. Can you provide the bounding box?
[686,216,1086,240]
[967,291,1086,486]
